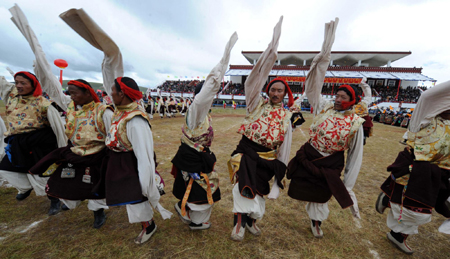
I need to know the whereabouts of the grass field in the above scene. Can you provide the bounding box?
[1,108,449,259]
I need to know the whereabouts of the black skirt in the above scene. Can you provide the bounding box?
[103,150,147,206]
[29,145,107,200]
[172,166,221,204]
[0,127,58,173]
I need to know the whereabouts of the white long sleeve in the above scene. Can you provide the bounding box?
[343,126,364,218]
[276,123,292,166]
[59,8,123,99]
[359,78,372,106]
[187,32,238,129]
[127,117,172,219]
[47,105,68,148]
[9,5,70,111]
[305,18,339,116]
[245,17,283,113]
[0,77,11,160]
[408,80,450,133]
[0,76,14,104]
[0,116,7,160]
[267,121,292,200]
[102,109,113,133]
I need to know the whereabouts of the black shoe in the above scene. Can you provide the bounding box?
[375,192,389,214]
[189,221,211,230]
[387,231,414,254]
[93,209,106,229]
[48,199,61,216]
[61,204,70,211]
[135,220,157,244]
[16,189,32,201]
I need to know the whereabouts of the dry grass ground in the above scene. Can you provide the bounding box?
[1,107,449,258]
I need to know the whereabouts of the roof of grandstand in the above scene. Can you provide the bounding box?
[241,51,411,67]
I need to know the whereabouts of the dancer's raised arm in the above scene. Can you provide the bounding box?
[305,18,339,116]
[359,77,372,105]
[245,16,283,113]
[10,4,70,110]
[60,8,124,100]
[188,32,238,129]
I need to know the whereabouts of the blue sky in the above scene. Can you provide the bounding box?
[0,0,449,88]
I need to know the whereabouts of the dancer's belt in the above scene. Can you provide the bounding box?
[227,150,277,184]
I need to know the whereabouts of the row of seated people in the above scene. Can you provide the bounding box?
[373,85,427,103]
[155,80,427,104]
[155,80,245,95]
[372,108,413,128]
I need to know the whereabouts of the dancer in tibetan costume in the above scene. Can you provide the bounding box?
[164,97,172,118]
[0,71,66,214]
[157,96,167,119]
[375,80,450,255]
[146,96,155,119]
[180,97,188,116]
[30,79,112,228]
[290,96,306,129]
[228,17,294,241]
[0,5,67,215]
[172,32,237,230]
[10,5,114,226]
[106,77,172,244]
[287,18,369,238]
[168,97,177,117]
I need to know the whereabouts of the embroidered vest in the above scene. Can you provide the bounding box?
[237,99,291,150]
[354,102,368,117]
[65,101,110,156]
[407,116,450,170]
[5,88,51,137]
[181,114,214,152]
[309,103,365,153]
[106,102,150,152]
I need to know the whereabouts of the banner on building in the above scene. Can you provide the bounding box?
[279,76,362,84]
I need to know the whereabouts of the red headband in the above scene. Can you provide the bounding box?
[14,71,42,97]
[337,84,356,110]
[266,78,294,107]
[68,80,100,103]
[116,77,142,101]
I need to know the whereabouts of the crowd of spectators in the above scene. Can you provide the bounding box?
[372,85,426,103]
[157,80,197,93]
[156,80,245,95]
[219,82,244,95]
[156,80,427,104]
